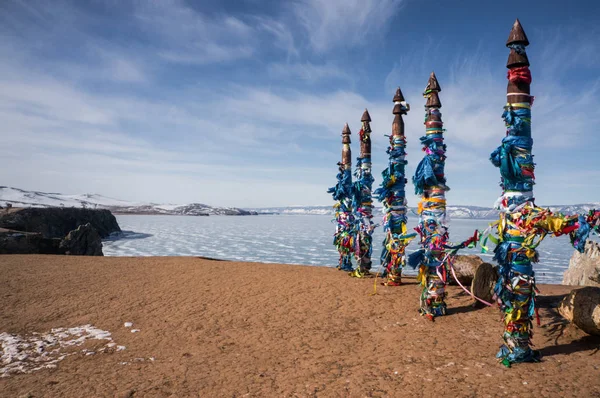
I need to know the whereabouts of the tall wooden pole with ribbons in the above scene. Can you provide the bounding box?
[491,19,540,366]
[488,19,600,367]
[412,72,451,319]
[350,109,376,278]
[375,88,416,286]
[328,123,356,271]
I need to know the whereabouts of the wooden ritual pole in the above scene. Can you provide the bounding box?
[375,88,416,285]
[491,19,541,366]
[328,123,356,271]
[412,72,451,319]
[489,19,599,366]
[350,110,376,277]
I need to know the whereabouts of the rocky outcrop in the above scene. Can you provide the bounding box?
[0,228,64,254]
[172,203,257,216]
[562,240,600,287]
[0,207,121,239]
[558,287,600,336]
[0,207,119,255]
[449,255,485,286]
[59,223,103,256]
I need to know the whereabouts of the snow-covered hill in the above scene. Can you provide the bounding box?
[248,203,599,219]
[2,186,597,219]
[0,187,256,216]
[251,206,333,215]
[248,205,498,218]
[0,186,140,208]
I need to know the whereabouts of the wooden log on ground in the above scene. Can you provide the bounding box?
[449,255,484,286]
[471,262,499,308]
[558,287,600,336]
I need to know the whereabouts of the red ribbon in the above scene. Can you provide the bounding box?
[507,66,532,85]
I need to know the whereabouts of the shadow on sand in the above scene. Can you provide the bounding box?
[444,290,489,316]
[541,335,600,357]
[446,303,483,316]
[538,292,600,357]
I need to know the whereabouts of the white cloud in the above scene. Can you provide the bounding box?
[292,0,405,52]
[268,62,352,83]
[105,58,146,83]
[0,79,114,126]
[132,0,296,65]
[0,2,598,207]
[255,17,299,59]
[132,0,256,64]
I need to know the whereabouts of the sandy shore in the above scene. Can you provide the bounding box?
[1,255,599,397]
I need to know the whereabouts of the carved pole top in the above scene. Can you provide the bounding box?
[506,18,529,47]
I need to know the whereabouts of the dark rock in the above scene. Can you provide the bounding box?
[59,223,103,256]
[0,229,64,254]
[0,207,121,239]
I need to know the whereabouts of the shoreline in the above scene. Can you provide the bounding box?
[1,255,598,396]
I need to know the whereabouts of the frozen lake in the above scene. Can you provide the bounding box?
[103,214,593,284]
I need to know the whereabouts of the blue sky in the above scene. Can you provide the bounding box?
[0,0,599,207]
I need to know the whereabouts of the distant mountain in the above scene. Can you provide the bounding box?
[251,206,334,215]
[248,203,600,219]
[171,203,255,216]
[0,186,257,216]
[247,205,498,218]
[2,186,596,219]
[545,203,600,214]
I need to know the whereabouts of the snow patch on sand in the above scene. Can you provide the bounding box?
[0,325,123,377]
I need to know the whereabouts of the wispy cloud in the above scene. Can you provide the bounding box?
[0,1,598,208]
[133,0,257,64]
[132,0,297,65]
[254,16,299,59]
[292,0,405,52]
[268,62,352,83]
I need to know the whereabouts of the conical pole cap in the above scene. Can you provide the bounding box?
[506,18,529,47]
[342,122,351,135]
[425,71,441,93]
[425,91,442,108]
[361,109,372,122]
[393,87,405,102]
[507,48,530,67]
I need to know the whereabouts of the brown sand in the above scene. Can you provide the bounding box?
[0,255,599,397]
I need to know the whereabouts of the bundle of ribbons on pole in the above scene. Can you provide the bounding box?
[328,123,357,272]
[350,110,377,278]
[374,88,417,286]
[484,19,600,367]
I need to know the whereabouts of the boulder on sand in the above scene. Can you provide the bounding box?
[558,287,600,336]
[562,240,600,287]
[59,223,103,256]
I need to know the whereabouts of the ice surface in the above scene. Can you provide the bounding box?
[102,215,599,284]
